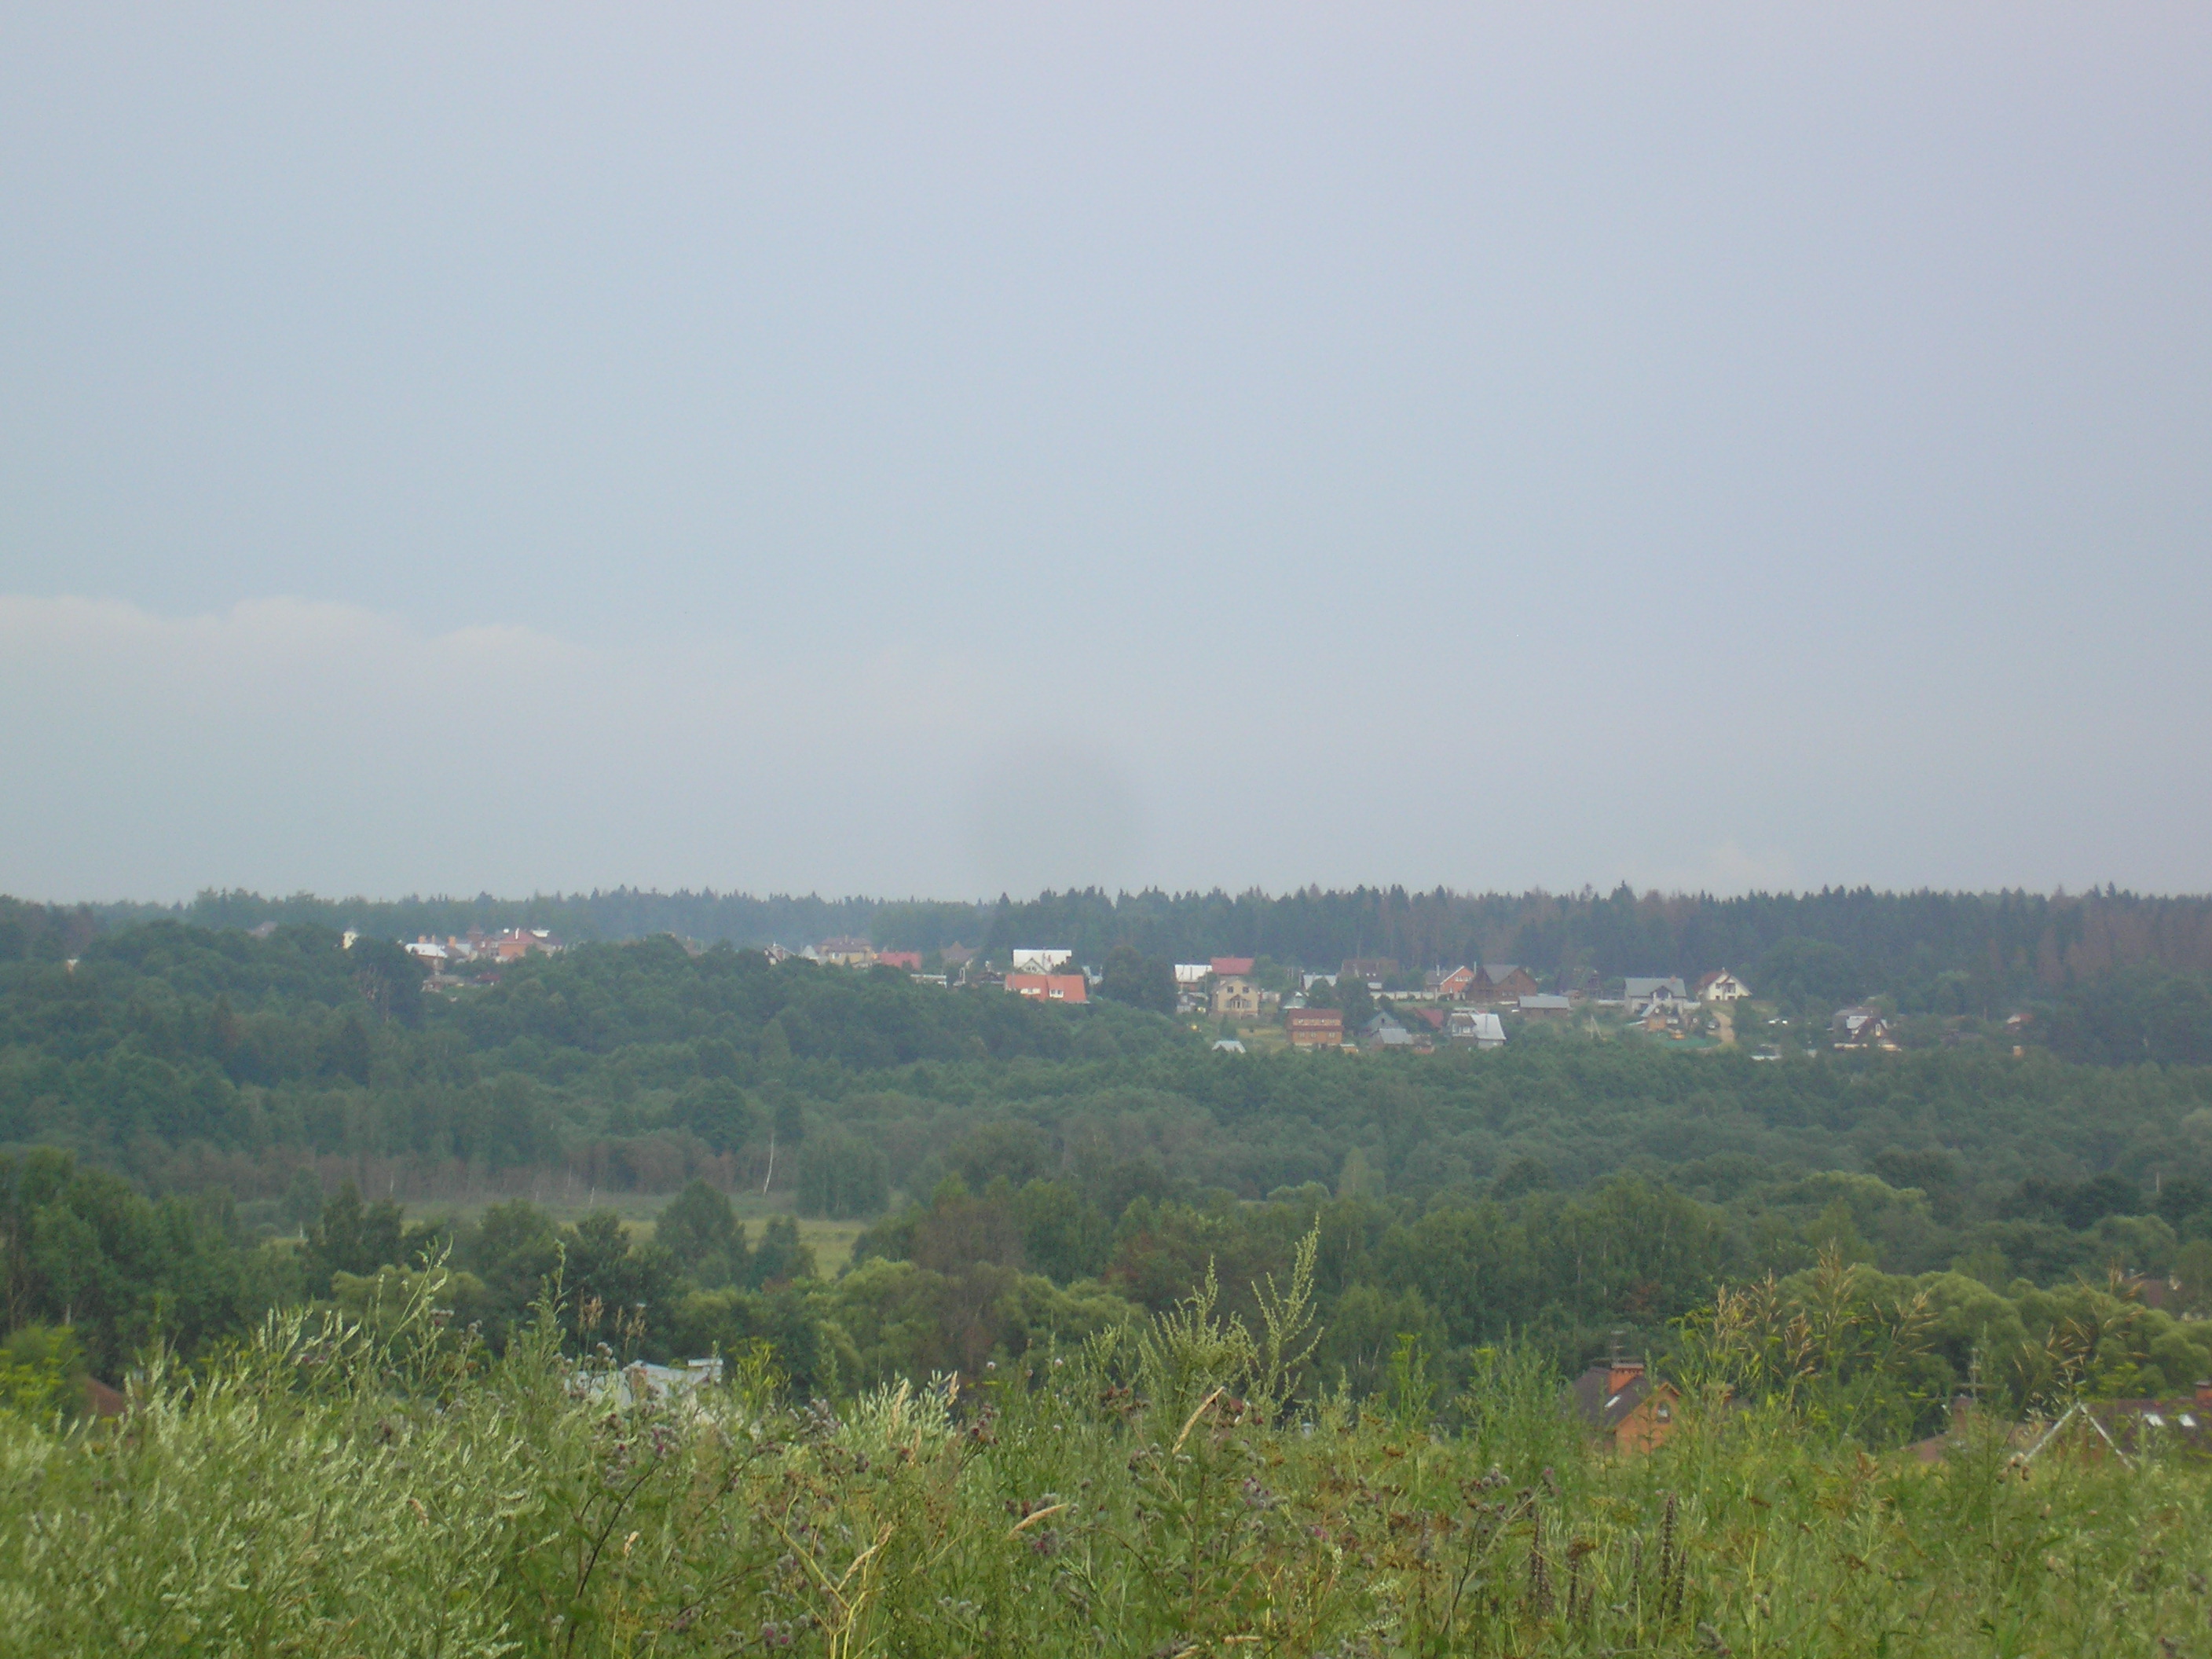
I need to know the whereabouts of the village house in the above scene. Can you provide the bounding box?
[1448,1007,1507,1048]
[1831,1005,1897,1050]
[1516,994,1573,1020]
[1470,964,1540,1004]
[1005,972,1088,1004]
[1622,976,1688,1009]
[1569,1355,1681,1454]
[1553,966,1601,1002]
[1342,958,1400,988]
[476,927,562,962]
[1212,975,1262,1020]
[1286,1007,1344,1048]
[1210,956,1256,978]
[1430,965,1477,1000]
[1010,947,1073,973]
[815,936,877,968]
[1950,1383,2212,1466]
[1696,969,1751,1002]
[1361,1012,1418,1050]
[874,950,923,971]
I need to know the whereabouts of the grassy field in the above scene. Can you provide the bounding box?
[6,1269,2209,1657]
[419,1190,873,1276]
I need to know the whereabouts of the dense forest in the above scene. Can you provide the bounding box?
[9,902,2212,1446]
[15,901,2212,1652]
[17,881,2212,998]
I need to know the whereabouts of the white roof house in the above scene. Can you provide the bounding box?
[1012,948,1073,973]
[1449,1008,1507,1047]
[1174,963,1214,984]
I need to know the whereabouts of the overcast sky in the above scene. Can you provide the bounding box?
[2,3,2208,903]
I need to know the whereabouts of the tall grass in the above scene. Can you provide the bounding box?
[4,1263,2211,1656]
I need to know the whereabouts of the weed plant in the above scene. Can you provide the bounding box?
[4,1250,2212,1657]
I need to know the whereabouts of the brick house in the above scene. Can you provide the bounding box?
[1005,973,1088,1004]
[1432,965,1477,1001]
[1569,1356,1681,1454]
[1286,1007,1344,1048]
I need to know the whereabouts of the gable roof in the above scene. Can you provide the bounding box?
[1570,1364,1674,1431]
[1210,957,1256,976]
[1624,976,1686,1000]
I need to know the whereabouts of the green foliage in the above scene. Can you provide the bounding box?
[12,1260,2212,1656]
[795,1130,889,1218]
[1097,943,1176,1015]
[0,1324,85,1419]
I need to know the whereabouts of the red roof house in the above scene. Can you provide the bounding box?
[1005,973,1088,1005]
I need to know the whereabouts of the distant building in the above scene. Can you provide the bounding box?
[1570,1357,1680,1455]
[487,928,561,962]
[1005,972,1088,1004]
[1210,956,1256,978]
[1011,948,1072,973]
[1174,963,1214,986]
[1212,976,1262,1020]
[1210,1038,1247,1053]
[1516,994,1573,1020]
[1361,1012,1417,1049]
[1431,965,1477,1001]
[1695,969,1751,1003]
[1448,1007,1507,1048]
[405,937,449,963]
[1623,976,1688,1007]
[1342,958,1400,987]
[875,950,923,971]
[1286,1008,1344,1049]
[815,936,877,968]
[1832,1006,1896,1050]
[1558,966,1602,1002]
[1470,964,1539,1004]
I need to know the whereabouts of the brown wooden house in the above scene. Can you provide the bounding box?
[1471,964,1540,1004]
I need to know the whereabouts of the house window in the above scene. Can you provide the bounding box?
[1656,1404,1672,1423]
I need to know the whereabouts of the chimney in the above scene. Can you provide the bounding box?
[1607,1356,1646,1396]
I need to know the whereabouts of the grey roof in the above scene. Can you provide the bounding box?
[1569,1364,1664,1431]
[1623,976,1686,1000]
[1518,994,1572,1010]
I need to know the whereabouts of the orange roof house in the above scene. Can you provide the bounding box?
[1005,972,1088,1004]
[1569,1356,1681,1454]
